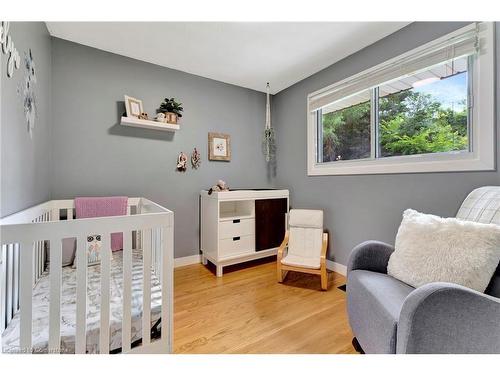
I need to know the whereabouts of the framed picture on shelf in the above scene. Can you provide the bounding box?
[208,132,231,161]
[124,95,144,118]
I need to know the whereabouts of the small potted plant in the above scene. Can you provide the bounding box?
[157,97,183,124]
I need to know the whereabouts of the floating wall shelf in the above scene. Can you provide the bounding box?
[120,116,180,132]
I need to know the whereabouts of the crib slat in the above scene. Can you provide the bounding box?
[38,241,43,279]
[151,229,156,276]
[51,208,60,221]
[155,228,161,276]
[20,241,33,352]
[34,217,39,281]
[100,233,111,354]
[67,208,73,220]
[34,241,37,282]
[42,240,46,274]
[1,245,7,333]
[156,228,160,275]
[6,244,13,323]
[142,228,152,345]
[32,219,37,282]
[13,244,19,313]
[34,241,39,282]
[161,225,174,352]
[37,241,42,280]
[151,230,154,274]
[157,229,162,279]
[75,236,87,354]
[39,242,42,278]
[167,225,174,352]
[48,237,62,353]
[122,231,132,353]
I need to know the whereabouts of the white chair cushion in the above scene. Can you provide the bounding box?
[289,209,323,228]
[284,209,324,270]
[281,254,321,269]
[288,227,323,259]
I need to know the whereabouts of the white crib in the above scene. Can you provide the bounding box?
[0,198,174,354]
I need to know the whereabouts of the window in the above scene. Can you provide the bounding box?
[308,23,495,176]
[319,90,371,162]
[378,58,469,158]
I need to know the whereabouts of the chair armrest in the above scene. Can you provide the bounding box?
[397,282,500,353]
[347,240,394,275]
[277,231,289,262]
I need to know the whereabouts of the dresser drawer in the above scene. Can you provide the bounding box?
[219,218,255,239]
[219,235,255,258]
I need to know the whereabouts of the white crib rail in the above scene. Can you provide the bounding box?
[0,244,18,333]
[0,198,174,354]
[1,206,51,334]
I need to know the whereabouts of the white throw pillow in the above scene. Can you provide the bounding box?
[387,209,500,293]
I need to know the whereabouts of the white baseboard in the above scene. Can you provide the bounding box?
[326,260,347,276]
[173,253,347,275]
[174,254,201,268]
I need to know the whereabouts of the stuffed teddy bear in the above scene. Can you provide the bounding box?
[208,179,229,195]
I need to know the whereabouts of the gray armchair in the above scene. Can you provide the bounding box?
[346,186,500,354]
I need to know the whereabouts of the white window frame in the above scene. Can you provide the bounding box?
[307,22,495,176]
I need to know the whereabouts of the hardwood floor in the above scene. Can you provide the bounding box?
[173,257,356,354]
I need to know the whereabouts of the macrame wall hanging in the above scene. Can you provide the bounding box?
[262,82,276,162]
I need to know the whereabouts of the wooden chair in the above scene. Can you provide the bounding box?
[277,209,329,290]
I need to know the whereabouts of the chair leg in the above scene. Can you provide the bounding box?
[352,337,364,354]
[277,264,283,282]
[320,268,328,290]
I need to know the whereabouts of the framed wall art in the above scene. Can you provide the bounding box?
[124,95,144,118]
[208,132,231,161]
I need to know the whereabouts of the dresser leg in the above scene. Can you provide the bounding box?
[216,265,223,277]
[201,254,207,265]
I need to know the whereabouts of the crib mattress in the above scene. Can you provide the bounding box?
[2,249,162,354]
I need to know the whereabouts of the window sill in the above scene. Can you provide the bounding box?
[307,152,495,176]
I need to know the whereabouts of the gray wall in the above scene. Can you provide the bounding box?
[50,38,270,258]
[4,22,498,265]
[272,22,500,266]
[1,22,52,217]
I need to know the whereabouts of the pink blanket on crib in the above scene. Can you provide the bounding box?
[75,196,128,251]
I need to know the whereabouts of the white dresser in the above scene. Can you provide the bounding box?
[200,189,289,276]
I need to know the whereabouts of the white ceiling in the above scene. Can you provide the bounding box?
[46,22,410,94]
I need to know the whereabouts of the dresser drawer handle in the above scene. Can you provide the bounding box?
[233,219,240,223]
[233,236,240,241]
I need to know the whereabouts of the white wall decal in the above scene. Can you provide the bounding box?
[21,49,37,137]
[0,21,21,77]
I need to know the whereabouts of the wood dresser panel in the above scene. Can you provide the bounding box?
[255,198,288,251]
